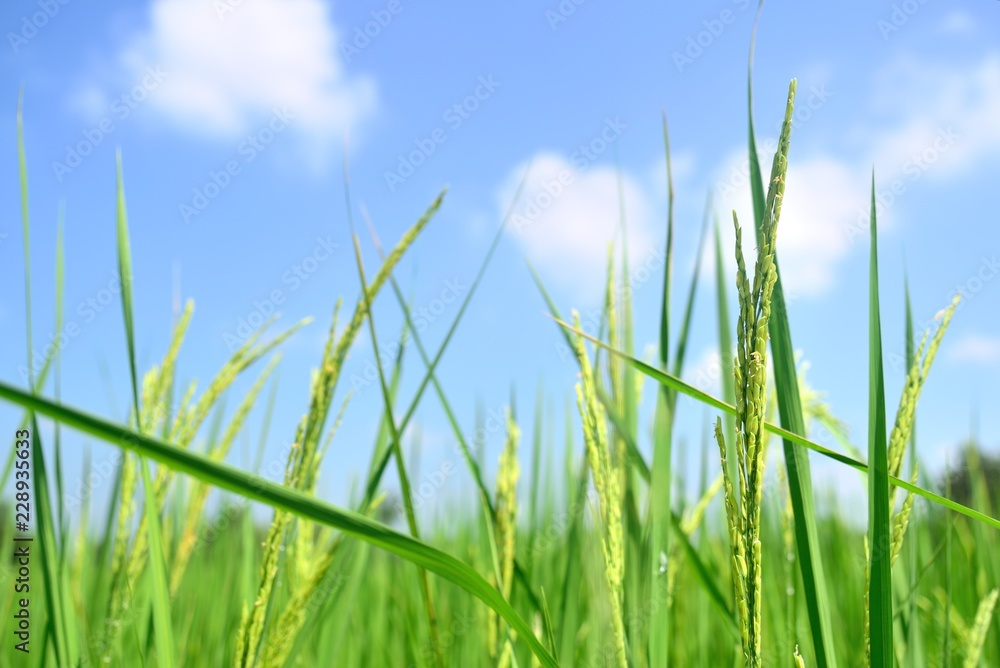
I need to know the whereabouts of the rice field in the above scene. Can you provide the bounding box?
[2,24,1000,668]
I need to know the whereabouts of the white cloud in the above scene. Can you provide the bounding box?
[498,152,657,301]
[705,53,1000,299]
[948,333,1000,364]
[869,53,1000,180]
[499,53,1000,302]
[106,0,375,144]
[712,150,868,299]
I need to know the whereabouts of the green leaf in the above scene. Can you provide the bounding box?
[545,321,1000,533]
[0,383,559,668]
[867,172,893,667]
[349,231,445,668]
[115,150,141,419]
[139,457,177,668]
[649,110,676,667]
[31,417,77,668]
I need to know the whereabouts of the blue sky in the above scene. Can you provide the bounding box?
[1,0,999,522]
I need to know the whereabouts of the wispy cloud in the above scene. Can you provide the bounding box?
[948,333,1000,364]
[86,0,376,152]
[498,145,656,301]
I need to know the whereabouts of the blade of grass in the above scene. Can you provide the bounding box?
[356,166,550,624]
[52,207,80,667]
[31,416,76,668]
[54,209,66,540]
[867,171,893,668]
[669,191,710,385]
[18,91,79,668]
[596,384,738,636]
[944,451,953,668]
[528,379,544,577]
[115,149,176,668]
[649,110,675,667]
[544,321,1000,532]
[139,457,176,668]
[0,384,559,668]
[904,267,925,667]
[348,231,445,668]
[18,89,34,389]
[115,150,141,419]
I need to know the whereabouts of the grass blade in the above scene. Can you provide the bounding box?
[115,150,141,418]
[545,321,1000,533]
[649,110,676,667]
[0,384,559,668]
[31,417,75,667]
[17,89,34,388]
[349,231,444,667]
[139,457,176,668]
[115,148,177,668]
[867,172,894,668]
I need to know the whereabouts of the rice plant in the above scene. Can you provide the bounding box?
[3,22,1000,668]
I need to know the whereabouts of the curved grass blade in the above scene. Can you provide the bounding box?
[546,320,1000,533]
[0,383,559,668]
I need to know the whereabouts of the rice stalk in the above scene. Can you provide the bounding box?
[864,296,959,662]
[964,588,999,668]
[571,311,627,668]
[490,409,521,668]
[713,94,790,660]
